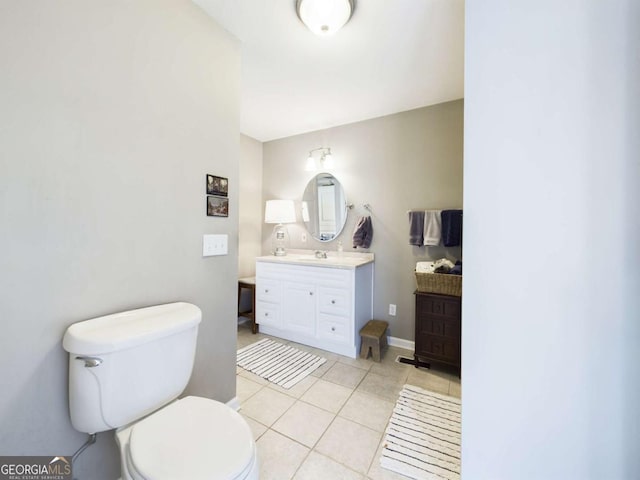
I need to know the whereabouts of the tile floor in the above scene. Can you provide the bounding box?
[236,322,461,480]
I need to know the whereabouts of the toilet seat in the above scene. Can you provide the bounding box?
[125,396,256,480]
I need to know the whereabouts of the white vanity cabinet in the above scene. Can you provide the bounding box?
[255,256,374,358]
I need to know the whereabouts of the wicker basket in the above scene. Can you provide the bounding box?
[415,272,462,297]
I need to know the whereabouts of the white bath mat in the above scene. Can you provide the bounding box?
[237,338,326,389]
[381,384,461,480]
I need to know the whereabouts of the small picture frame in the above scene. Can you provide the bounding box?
[206,174,228,197]
[207,195,229,217]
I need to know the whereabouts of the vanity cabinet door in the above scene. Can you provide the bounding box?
[318,287,350,317]
[255,259,373,358]
[256,301,281,328]
[282,281,316,336]
[256,275,283,329]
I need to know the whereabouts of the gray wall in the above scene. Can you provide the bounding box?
[238,134,264,278]
[0,1,240,478]
[262,101,463,341]
[463,0,640,478]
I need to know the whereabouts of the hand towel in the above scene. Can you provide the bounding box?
[441,209,463,247]
[416,261,435,273]
[423,210,442,246]
[352,215,373,249]
[408,211,425,246]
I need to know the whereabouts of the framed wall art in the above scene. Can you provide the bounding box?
[206,174,228,197]
[207,195,229,217]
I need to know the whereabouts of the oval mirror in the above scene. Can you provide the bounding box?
[301,173,348,242]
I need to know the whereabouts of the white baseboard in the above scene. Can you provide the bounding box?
[387,336,415,352]
[226,396,241,411]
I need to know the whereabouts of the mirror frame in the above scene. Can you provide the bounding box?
[301,172,348,243]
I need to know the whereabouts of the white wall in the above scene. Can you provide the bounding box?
[262,102,463,341]
[0,1,240,478]
[463,0,640,478]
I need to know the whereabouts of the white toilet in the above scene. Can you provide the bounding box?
[63,302,258,480]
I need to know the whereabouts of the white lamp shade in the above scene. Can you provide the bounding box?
[297,0,354,36]
[265,200,296,224]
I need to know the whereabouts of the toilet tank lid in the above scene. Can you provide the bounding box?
[63,302,202,355]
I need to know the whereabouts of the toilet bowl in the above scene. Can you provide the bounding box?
[62,302,257,480]
[116,397,258,480]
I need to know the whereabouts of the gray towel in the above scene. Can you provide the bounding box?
[408,211,424,246]
[352,216,373,249]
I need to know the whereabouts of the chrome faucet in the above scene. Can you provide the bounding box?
[314,250,328,259]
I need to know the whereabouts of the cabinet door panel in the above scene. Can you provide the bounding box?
[417,296,460,319]
[318,319,349,344]
[416,317,460,339]
[282,281,316,335]
[415,334,459,362]
[318,287,350,316]
[256,301,281,328]
[257,279,281,303]
[414,292,461,371]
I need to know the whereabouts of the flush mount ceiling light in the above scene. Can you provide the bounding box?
[305,147,334,171]
[296,0,356,36]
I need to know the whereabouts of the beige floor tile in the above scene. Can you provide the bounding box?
[315,416,382,475]
[406,369,449,395]
[267,374,318,399]
[357,372,405,402]
[367,437,412,480]
[369,359,411,381]
[256,429,310,480]
[236,375,264,403]
[272,400,335,448]
[322,362,367,389]
[240,387,296,426]
[338,390,394,433]
[236,330,268,349]
[237,368,270,385]
[310,359,337,377]
[240,413,268,441]
[300,379,354,414]
[287,341,342,362]
[293,451,364,480]
[336,354,373,371]
[449,379,461,398]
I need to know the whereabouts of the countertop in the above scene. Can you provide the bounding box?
[256,249,374,269]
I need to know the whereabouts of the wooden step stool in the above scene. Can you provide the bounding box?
[238,277,258,334]
[359,320,388,362]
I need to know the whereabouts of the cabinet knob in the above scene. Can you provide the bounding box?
[264,312,269,317]
[309,291,314,296]
[331,326,336,332]
[331,300,336,304]
[265,289,269,293]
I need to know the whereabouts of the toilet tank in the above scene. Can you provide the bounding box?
[63,302,202,434]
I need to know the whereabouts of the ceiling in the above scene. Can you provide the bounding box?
[194,0,464,142]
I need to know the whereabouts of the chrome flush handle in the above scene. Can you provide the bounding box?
[75,356,103,368]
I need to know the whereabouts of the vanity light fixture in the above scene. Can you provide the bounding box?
[305,147,334,171]
[264,199,297,256]
[296,0,355,36]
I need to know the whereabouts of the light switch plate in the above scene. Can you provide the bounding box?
[203,234,228,257]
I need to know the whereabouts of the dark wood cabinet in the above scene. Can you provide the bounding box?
[414,291,461,375]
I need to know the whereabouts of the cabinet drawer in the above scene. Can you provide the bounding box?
[416,294,460,319]
[415,334,459,363]
[256,301,281,328]
[256,279,281,303]
[416,316,460,339]
[318,319,349,344]
[318,287,350,316]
